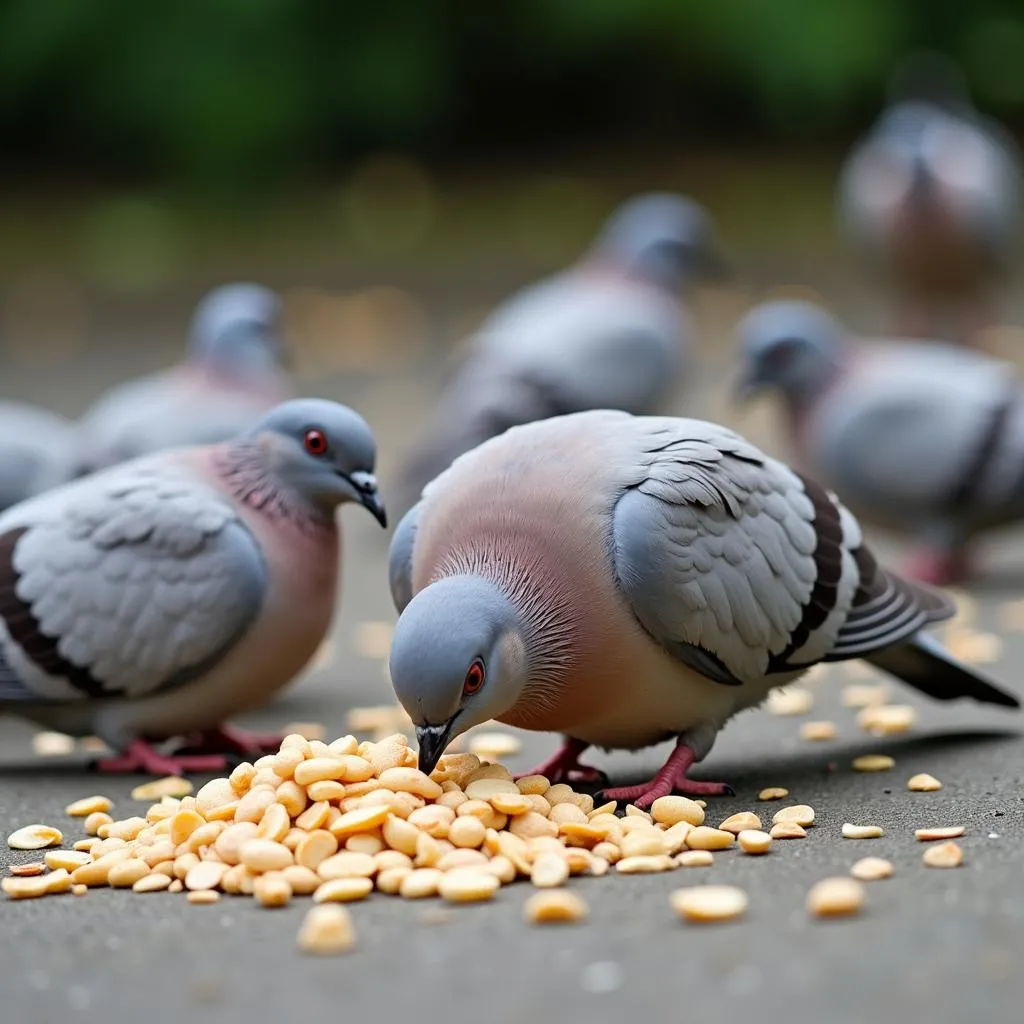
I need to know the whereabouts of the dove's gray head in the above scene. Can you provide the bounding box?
[190,283,285,376]
[243,398,386,526]
[389,575,530,774]
[590,192,732,290]
[735,300,846,406]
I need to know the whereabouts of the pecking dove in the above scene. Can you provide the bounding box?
[0,398,386,775]
[392,192,730,516]
[735,298,1024,586]
[838,52,1023,345]
[0,401,89,512]
[79,283,293,471]
[387,409,1017,807]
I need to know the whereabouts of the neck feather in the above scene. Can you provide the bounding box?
[213,439,333,537]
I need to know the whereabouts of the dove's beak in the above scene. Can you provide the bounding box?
[347,471,388,528]
[416,719,457,776]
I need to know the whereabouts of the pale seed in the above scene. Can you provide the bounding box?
[254,873,292,907]
[401,868,444,899]
[857,704,917,735]
[7,824,63,850]
[807,877,865,918]
[916,826,965,842]
[670,885,747,923]
[615,854,676,874]
[107,859,151,888]
[842,823,883,840]
[133,871,172,892]
[467,732,522,760]
[44,851,91,871]
[841,684,889,708]
[738,830,772,855]
[329,805,390,838]
[772,805,815,827]
[187,890,221,905]
[718,812,761,835]
[131,777,193,801]
[769,822,807,840]
[907,773,943,792]
[850,857,893,881]
[852,754,895,772]
[313,877,374,903]
[65,796,113,817]
[923,842,963,868]
[800,720,837,741]
[297,905,356,955]
[677,850,714,867]
[530,852,569,888]
[185,861,227,891]
[438,869,500,902]
[317,851,376,880]
[685,827,735,851]
[650,796,704,827]
[32,731,75,756]
[523,889,588,924]
[2,874,53,899]
[767,686,814,716]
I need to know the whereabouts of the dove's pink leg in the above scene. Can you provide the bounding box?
[902,547,973,587]
[601,741,734,809]
[175,724,285,757]
[515,737,608,785]
[94,739,228,776]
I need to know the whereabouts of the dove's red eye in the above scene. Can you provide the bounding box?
[304,429,328,456]
[463,659,485,696]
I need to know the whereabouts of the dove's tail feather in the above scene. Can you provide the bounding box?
[866,631,1020,708]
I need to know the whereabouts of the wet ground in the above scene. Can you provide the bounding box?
[2,186,1024,1022]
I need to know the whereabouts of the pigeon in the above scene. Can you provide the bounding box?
[838,53,1023,344]
[735,298,1024,586]
[392,192,730,516]
[0,401,89,512]
[0,398,386,775]
[386,409,1017,807]
[80,283,292,471]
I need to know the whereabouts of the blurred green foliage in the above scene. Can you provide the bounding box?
[1,0,1022,192]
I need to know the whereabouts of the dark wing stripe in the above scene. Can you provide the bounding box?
[825,543,956,660]
[767,476,844,672]
[945,393,1015,511]
[0,528,107,698]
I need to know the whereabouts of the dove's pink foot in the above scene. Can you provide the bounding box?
[515,737,608,785]
[902,547,973,587]
[94,739,228,776]
[175,724,285,757]
[601,742,734,809]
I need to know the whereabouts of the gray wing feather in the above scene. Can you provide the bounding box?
[0,462,266,701]
[611,424,823,684]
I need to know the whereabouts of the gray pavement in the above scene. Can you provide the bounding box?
[2,299,1024,1024]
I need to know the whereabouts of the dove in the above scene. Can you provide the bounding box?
[734,298,1024,585]
[393,192,730,516]
[0,401,89,512]
[838,52,1023,344]
[0,398,386,775]
[80,283,292,471]
[387,410,1017,807]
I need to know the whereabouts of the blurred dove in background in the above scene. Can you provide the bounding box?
[0,402,89,513]
[387,410,1017,807]
[735,298,1024,586]
[391,192,731,517]
[79,283,293,471]
[0,398,386,775]
[838,52,1023,345]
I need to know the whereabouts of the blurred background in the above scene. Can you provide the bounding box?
[4,1,1024,545]
[5,1,1024,415]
